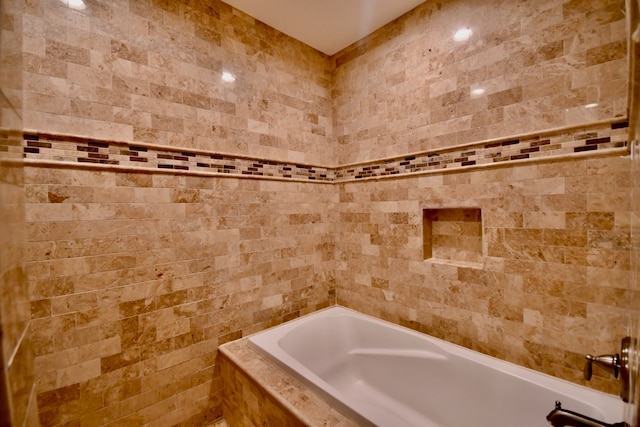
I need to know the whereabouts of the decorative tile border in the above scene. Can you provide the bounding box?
[336,120,629,180]
[9,119,630,183]
[19,132,334,182]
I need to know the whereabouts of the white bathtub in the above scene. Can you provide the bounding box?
[248,306,625,427]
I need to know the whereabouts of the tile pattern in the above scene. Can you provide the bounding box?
[16,119,629,184]
[337,121,628,180]
[0,131,34,427]
[0,0,39,426]
[22,0,334,166]
[336,154,632,395]
[425,208,483,264]
[15,0,634,425]
[333,0,628,165]
[21,0,627,169]
[23,166,337,426]
[20,132,334,182]
[220,339,357,427]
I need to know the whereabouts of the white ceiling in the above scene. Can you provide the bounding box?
[220,0,427,56]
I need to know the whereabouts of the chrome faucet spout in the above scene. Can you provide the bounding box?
[546,402,628,427]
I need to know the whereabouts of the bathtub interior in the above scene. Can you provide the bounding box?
[248,306,625,427]
[277,313,448,377]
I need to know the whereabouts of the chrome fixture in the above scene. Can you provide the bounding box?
[584,337,634,402]
[584,354,619,380]
[546,401,628,427]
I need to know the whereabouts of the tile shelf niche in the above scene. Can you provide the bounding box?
[423,208,483,269]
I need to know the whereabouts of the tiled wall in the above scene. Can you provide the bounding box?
[0,0,39,426]
[336,154,631,394]
[336,120,628,180]
[423,207,483,264]
[15,120,628,183]
[333,0,628,165]
[14,0,634,425]
[19,0,337,424]
[22,0,333,166]
[24,166,336,426]
[627,0,640,423]
[330,0,631,393]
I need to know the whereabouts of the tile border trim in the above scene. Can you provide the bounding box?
[19,131,334,182]
[6,119,629,183]
[337,120,629,180]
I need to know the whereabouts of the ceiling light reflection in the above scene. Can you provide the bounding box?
[60,0,86,10]
[221,71,236,83]
[454,28,472,42]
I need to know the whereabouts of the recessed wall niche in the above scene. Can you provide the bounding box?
[423,208,483,266]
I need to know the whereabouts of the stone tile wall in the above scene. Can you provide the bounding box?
[424,207,483,264]
[0,0,39,426]
[23,166,336,426]
[333,0,628,164]
[13,119,627,183]
[627,0,640,422]
[336,154,631,394]
[22,0,333,166]
[14,0,634,425]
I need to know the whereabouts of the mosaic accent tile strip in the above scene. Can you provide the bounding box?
[13,120,629,183]
[335,120,629,181]
[18,133,335,182]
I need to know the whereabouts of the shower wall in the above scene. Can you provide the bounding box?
[336,155,630,394]
[626,0,640,424]
[333,0,627,164]
[21,0,335,425]
[0,0,38,425]
[332,0,631,393]
[22,0,333,165]
[24,168,336,426]
[18,0,632,425]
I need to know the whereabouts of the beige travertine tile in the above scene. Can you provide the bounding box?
[335,153,629,396]
[0,0,39,424]
[12,0,635,426]
[22,0,335,167]
[333,0,626,165]
[220,339,358,427]
[24,166,337,425]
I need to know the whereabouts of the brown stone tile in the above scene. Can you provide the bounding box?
[566,212,615,230]
[110,40,148,65]
[586,40,626,66]
[45,39,90,67]
[101,349,141,374]
[30,299,51,319]
[36,383,80,412]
